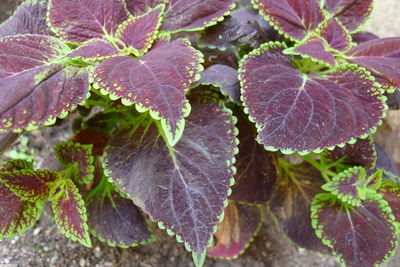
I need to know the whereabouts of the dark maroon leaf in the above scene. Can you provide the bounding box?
[93,39,203,146]
[88,190,153,247]
[52,179,91,247]
[239,42,385,153]
[125,0,164,16]
[104,93,237,265]
[0,182,42,238]
[207,201,261,259]
[317,18,351,51]
[269,162,330,253]
[0,35,89,132]
[0,132,21,155]
[65,39,121,61]
[48,0,128,43]
[323,0,374,32]
[116,4,164,56]
[0,0,52,37]
[377,180,400,228]
[347,38,400,91]
[198,8,276,51]
[352,31,379,44]
[290,35,336,66]
[161,0,236,33]
[252,0,324,41]
[321,166,370,206]
[326,137,376,168]
[198,64,240,102]
[230,113,277,204]
[0,169,59,201]
[54,142,95,184]
[311,193,397,267]
[72,128,109,156]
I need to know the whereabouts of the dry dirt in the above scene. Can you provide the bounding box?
[1,1,400,267]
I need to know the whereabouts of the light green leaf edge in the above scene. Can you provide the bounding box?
[0,159,34,171]
[159,1,236,36]
[314,17,353,52]
[207,203,264,260]
[52,179,92,247]
[321,0,375,34]
[238,41,388,155]
[115,4,165,57]
[91,38,205,147]
[102,100,239,267]
[311,192,398,267]
[0,169,59,202]
[54,141,95,185]
[0,34,92,133]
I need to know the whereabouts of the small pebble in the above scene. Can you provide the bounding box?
[33,227,41,236]
[94,247,101,258]
[43,246,50,252]
[79,258,86,267]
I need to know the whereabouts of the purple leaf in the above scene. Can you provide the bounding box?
[103,93,237,265]
[352,31,379,44]
[326,137,376,168]
[239,42,385,153]
[252,0,324,41]
[323,0,374,32]
[161,0,236,33]
[0,169,59,201]
[290,35,336,66]
[207,201,261,259]
[311,193,397,267]
[65,39,121,61]
[52,179,91,247]
[93,39,203,146]
[54,142,95,184]
[317,18,352,51]
[321,166,370,206]
[230,112,277,204]
[269,162,330,253]
[374,143,399,180]
[0,35,90,132]
[0,132,21,155]
[48,0,128,43]
[198,64,240,102]
[125,0,164,16]
[377,180,400,228]
[116,4,164,56]
[198,8,277,51]
[0,0,52,37]
[88,189,154,247]
[347,37,400,91]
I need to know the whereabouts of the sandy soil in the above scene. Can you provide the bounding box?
[1,0,400,267]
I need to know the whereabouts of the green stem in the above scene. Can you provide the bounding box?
[302,155,336,183]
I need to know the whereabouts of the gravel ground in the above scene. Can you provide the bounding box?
[1,1,400,267]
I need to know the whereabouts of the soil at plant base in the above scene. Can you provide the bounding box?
[1,1,400,267]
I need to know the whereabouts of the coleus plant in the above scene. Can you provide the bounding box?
[1,0,400,267]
